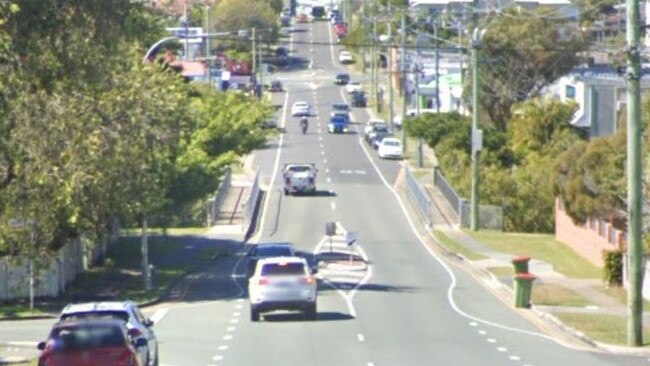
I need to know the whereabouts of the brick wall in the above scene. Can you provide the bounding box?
[555,198,625,267]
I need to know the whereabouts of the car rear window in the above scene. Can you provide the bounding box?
[60,311,129,323]
[50,324,126,350]
[288,166,311,172]
[256,246,293,257]
[261,263,306,276]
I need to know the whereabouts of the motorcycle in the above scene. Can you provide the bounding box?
[300,118,308,134]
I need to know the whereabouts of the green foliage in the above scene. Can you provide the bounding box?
[0,1,274,256]
[211,0,279,49]
[471,8,586,130]
[603,249,623,286]
[554,131,626,225]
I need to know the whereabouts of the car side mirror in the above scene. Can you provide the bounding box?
[144,319,154,327]
[37,342,46,351]
[134,338,148,348]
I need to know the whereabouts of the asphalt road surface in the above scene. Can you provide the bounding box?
[2,19,650,366]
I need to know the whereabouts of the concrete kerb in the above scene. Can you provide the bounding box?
[395,181,650,354]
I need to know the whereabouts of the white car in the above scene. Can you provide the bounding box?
[338,51,354,64]
[345,81,362,94]
[283,163,317,195]
[291,101,311,116]
[248,257,318,321]
[377,137,403,159]
[364,118,386,135]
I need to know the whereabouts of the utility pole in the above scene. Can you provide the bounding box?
[434,20,440,113]
[416,66,423,168]
[258,34,264,100]
[401,11,408,151]
[362,0,367,74]
[470,27,482,231]
[204,4,211,85]
[142,216,152,291]
[184,0,189,60]
[251,27,257,86]
[626,0,643,346]
[372,17,377,109]
[388,5,394,131]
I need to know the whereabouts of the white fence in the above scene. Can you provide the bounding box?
[0,236,103,301]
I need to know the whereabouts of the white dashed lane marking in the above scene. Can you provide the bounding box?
[357,333,365,342]
[330,201,336,210]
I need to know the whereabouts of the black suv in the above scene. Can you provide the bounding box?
[334,73,350,85]
[352,90,367,107]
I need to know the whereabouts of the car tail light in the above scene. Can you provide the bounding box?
[118,350,137,366]
[259,278,271,285]
[303,276,315,284]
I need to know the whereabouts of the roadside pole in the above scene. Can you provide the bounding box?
[142,216,152,291]
[183,0,189,60]
[387,5,394,131]
[204,5,211,84]
[469,0,481,231]
[252,28,257,81]
[416,67,423,168]
[372,17,377,109]
[401,11,408,151]
[434,20,440,113]
[625,0,643,346]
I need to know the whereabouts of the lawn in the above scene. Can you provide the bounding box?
[432,230,486,261]
[0,236,230,319]
[487,266,513,279]
[598,285,650,312]
[531,283,594,307]
[554,313,650,346]
[466,230,601,279]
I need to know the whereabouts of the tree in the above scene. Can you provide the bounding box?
[472,8,586,130]
[211,0,279,47]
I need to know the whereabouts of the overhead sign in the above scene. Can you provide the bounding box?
[166,27,204,44]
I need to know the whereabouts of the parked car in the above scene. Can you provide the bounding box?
[345,81,362,94]
[275,47,288,57]
[248,256,318,321]
[37,319,144,366]
[269,80,283,92]
[364,119,387,136]
[296,13,310,23]
[351,90,367,107]
[291,101,311,116]
[59,301,158,366]
[371,131,394,149]
[247,243,296,276]
[260,118,278,129]
[338,51,354,64]
[334,73,350,85]
[377,137,404,159]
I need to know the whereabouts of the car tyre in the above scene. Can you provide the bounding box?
[305,303,317,320]
[284,188,289,196]
[251,307,260,322]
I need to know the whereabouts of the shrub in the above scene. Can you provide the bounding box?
[603,249,623,286]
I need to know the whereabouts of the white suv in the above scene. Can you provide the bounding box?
[248,257,318,321]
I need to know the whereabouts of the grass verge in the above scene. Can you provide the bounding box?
[598,286,650,312]
[466,230,601,279]
[0,236,230,319]
[432,230,486,261]
[554,313,650,346]
[531,283,594,307]
[487,266,513,279]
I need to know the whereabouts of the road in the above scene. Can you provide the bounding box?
[1,19,649,366]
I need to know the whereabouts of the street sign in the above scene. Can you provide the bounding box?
[346,232,357,246]
[166,27,204,44]
[325,222,336,236]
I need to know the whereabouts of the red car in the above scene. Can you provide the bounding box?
[37,319,143,366]
[334,23,347,37]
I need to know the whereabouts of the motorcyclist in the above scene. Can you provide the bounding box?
[300,116,308,134]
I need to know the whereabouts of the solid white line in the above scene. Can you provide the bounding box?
[356,136,574,346]
[150,308,169,325]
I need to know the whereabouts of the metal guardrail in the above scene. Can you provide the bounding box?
[243,170,260,229]
[404,168,432,227]
[208,168,232,226]
[433,168,462,216]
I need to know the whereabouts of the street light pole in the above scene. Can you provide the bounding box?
[204,4,211,84]
[388,5,394,131]
[470,28,483,231]
[401,11,408,151]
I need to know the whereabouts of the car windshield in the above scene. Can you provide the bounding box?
[287,166,311,172]
[49,324,126,350]
[261,263,306,276]
[332,104,349,111]
[60,311,129,323]
[256,246,293,257]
